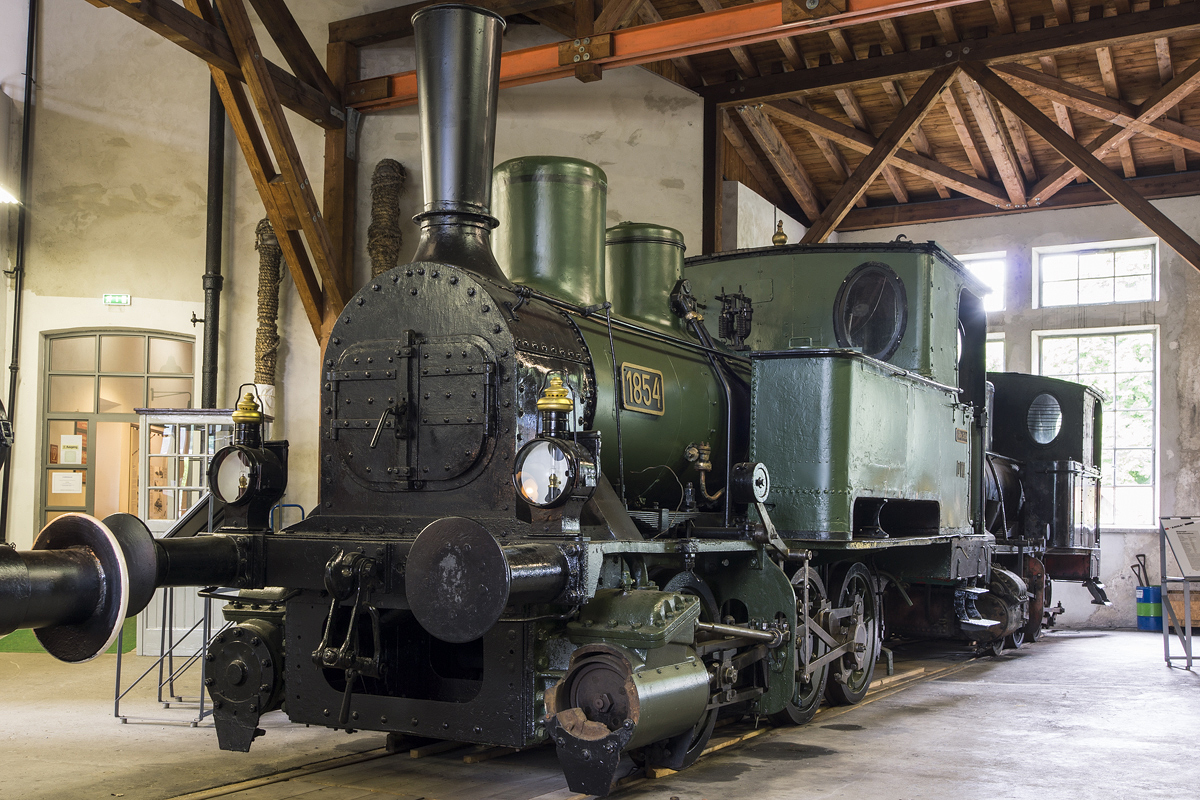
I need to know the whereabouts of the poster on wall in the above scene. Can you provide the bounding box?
[51,471,83,495]
[60,435,83,465]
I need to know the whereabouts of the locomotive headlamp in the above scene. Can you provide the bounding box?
[514,438,597,509]
[208,390,288,528]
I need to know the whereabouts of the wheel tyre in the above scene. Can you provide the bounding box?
[1005,628,1025,650]
[770,567,829,726]
[824,563,880,706]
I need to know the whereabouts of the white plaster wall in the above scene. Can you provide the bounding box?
[0,0,29,103]
[357,22,704,277]
[7,1,703,550]
[839,198,1200,627]
[720,180,810,251]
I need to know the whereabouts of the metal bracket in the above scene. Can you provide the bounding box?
[558,34,612,67]
[346,107,362,161]
[782,0,849,23]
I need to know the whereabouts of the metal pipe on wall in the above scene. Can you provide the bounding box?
[200,77,226,409]
[0,0,38,544]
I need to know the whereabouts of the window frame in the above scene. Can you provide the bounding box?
[1031,237,1158,310]
[41,329,196,527]
[1032,323,1159,529]
[985,331,1005,373]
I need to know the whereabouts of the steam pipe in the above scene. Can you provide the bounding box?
[201,75,226,408]
[409,4,507,280]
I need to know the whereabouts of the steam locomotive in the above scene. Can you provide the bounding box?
[0,5,1108,796]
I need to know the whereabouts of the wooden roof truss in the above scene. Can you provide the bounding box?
[82,0,1200,342]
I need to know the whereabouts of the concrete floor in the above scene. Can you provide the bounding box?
[1,630,1197,800]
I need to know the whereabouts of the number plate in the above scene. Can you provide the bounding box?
[621,363,665,416]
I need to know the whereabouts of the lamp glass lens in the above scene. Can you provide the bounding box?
[215,449,254,503]
[515,440,572,506]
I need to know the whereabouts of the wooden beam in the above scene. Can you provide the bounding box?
[323,40,359,339]
[215,0,347,313]
[993,61,1200,156]
[1037,54,1084,183]
[956,72,1026,205]
[878,19,905,54]
[763,100,1009,206]
[999,104,1038,182]
[636,3,703,86]
[961,61,1200,271]
[1156,37,1189,172]
[697,2,1200,106]
[246,0,339,105]
[1051,0,1072,25]
[594,0,645,32]
[737,105,823,221]
[696,0,759,78]
[574,0,603,82]
[802,64,960,243]
[827,33,908,204]
[100,0,342,129]
[941,85,991,181]
[840,169,1200,231]
[776,35,807,72]
[882,79,950,198]
[989,0,1015,35]
[792,98,866,207]
[184,0,325,336]
[934,8,960,43]
[721,110,788,207]
[1020,56,1200,204]
[1096,46,1137,177]
[328,0,570,47]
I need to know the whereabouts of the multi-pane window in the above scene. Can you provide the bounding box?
[1038,328,1156,527]
[985,333,1005,372]
[43,331,195,526]
[1036,240,1156,307]
[958,252,1006,312]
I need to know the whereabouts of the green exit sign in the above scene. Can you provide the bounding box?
[103,294,131,306]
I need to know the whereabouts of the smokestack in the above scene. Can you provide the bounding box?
[410,4,507,280]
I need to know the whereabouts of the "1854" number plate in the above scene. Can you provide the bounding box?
[621,363,665,416]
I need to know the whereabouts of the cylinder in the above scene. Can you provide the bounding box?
[492,156,608,307]
[551,643,709,750]
[605,222,687,335]
[410,4,507,280]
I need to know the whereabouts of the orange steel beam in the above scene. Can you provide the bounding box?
[346,0,981,112]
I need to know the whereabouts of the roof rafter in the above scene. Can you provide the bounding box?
[737,105,824,221]
[956,72,1026,205]
[962,60,1200,271]
[994,62,1200,157]
[762,100,1009,206]
[721,110,789,208]
[802,64,961,242]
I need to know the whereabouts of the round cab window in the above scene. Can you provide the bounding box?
[833,262,908,361]
[1027,393,1062,444]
